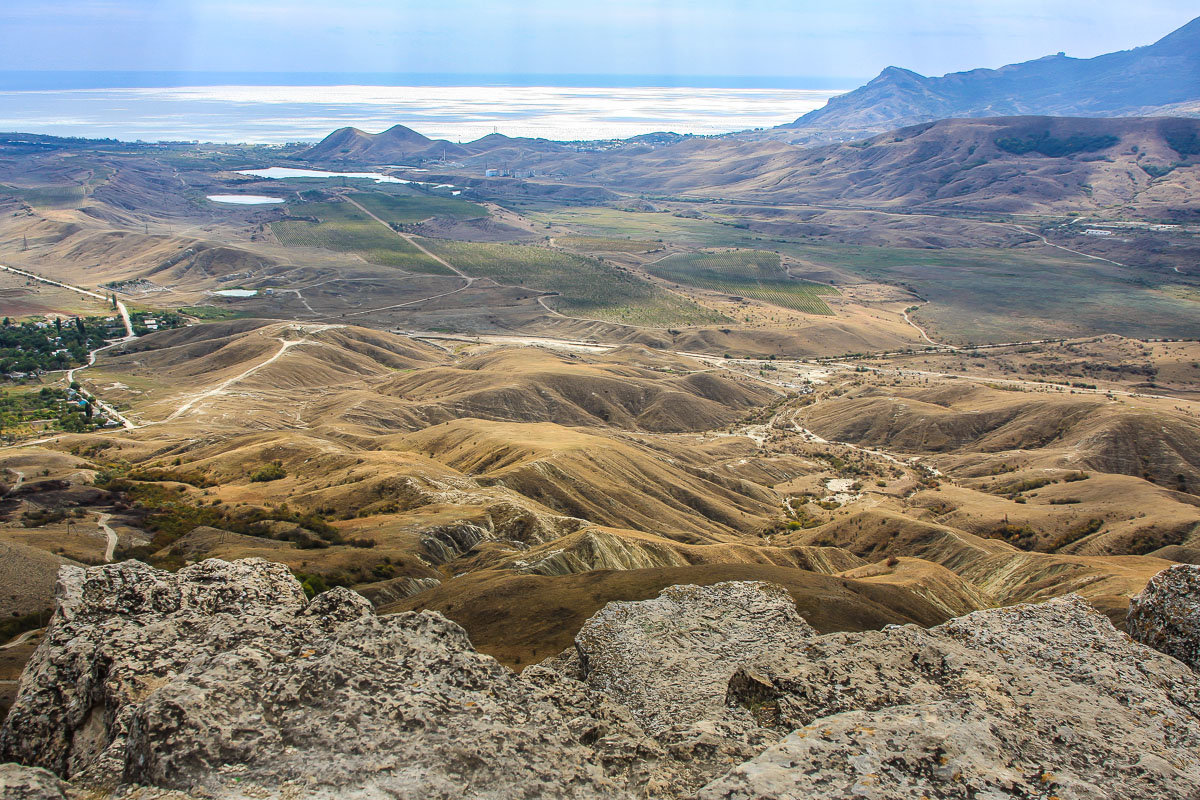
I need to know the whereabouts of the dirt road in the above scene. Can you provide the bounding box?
[97,512,118,562]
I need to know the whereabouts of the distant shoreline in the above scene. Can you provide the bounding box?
[0,83,845,145]
[0,71,867,92]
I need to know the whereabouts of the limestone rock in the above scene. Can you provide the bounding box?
[1127,563,1200,670]
[9,561,1200,800]
[0,559,645,799]
[0,763,74,800]
[574,581,816,736]
[706,596,1200,799]
[0,558,308,783]
[123,610,622,798]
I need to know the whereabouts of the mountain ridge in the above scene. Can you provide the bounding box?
[784,16,1200,136]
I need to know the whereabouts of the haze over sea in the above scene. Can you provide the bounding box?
[0,73,848,144]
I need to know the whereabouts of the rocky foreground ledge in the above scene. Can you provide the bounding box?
[2,559,1200,799]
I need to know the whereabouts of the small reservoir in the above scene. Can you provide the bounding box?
[237,167,408,184]
[207,195,285,205]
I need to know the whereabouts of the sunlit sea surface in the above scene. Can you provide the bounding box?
[0,84,843,144]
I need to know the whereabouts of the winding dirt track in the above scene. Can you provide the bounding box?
[163,337,310,422]
[97,512,117,562]
[1011,225,1128,268]
[0,630,38,650]
[900,303,945,348]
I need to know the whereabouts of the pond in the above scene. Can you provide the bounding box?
[207,195,285,205]
[237,167,408,184]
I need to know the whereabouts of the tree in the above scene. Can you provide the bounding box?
[74,317,85,336]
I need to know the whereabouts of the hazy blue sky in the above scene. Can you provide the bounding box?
[1,1,1196,81]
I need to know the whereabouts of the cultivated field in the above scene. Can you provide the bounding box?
[351,192,488,225]
[417,239,727,326]
[520,203,1199,343]
[555,235,660,253]
[0,184,86,209]
[271,201,452,274]
[772,242,1200,344]
[646,250,838,315]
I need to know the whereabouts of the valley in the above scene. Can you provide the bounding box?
[1,32,1200,767]
[8,6,1200,798]
[0,110,1195,695]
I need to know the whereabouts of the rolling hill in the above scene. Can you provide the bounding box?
[299,124,568,165]
[556,115,1200,214]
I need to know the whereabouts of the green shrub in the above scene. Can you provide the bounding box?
[995,133,1118,157]
[250,461,287,483]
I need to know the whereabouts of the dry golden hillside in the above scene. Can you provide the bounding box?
[1,117,1198,690]
[1,315,1195,676]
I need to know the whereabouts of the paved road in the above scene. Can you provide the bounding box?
[65,340,138,430]
[0,263,134,337]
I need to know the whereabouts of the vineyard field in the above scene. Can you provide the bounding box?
[646,250,838,315]
[353,192,488,225]
[418,239,726,326]
[270,201,452,274]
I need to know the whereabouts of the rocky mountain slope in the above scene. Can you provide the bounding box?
[562,115,1200,214]
[3,559,1200,798]
[781,15,1200,139]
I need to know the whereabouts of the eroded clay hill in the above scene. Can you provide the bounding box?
[3,320,1198,673]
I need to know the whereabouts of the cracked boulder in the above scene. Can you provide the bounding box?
[1127,563,1200,671]
[707,596,1200,799]
[0,559,649,799]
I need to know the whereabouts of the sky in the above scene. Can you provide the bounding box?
[0,1,1196,83]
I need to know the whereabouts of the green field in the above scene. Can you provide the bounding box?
[526,205,759,249]
[418,239,727,326]
[555,235,660,253]
[352,192,488,225]
[271,201,451,274]
[522,203,1200,343]
[772,241,1200,343]
[176,305,257,320]
[1,184,86,209]
[647,250,838,315]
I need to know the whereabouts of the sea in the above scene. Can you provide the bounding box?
[0,72,851,144]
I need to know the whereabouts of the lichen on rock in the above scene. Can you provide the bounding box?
[4,560,1200,800]
[1128,562,1200,671]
